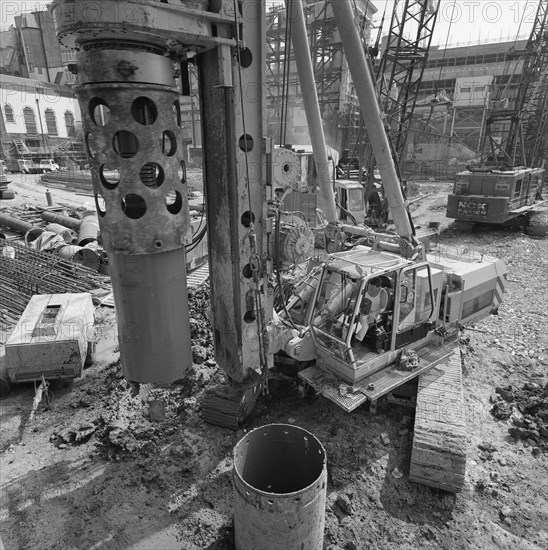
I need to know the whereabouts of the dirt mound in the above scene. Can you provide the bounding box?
[491,382,548,453]
[188,282,215,364]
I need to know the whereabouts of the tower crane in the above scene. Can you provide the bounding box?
[358,0,439,223]
[373,0,439,173]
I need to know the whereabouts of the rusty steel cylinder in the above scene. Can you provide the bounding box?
[233,424,327,550]
[62,33,192,384]
[78,215,99,246]
[109,250,192,384]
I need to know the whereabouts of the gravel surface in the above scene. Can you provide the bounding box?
[0,178,547,550]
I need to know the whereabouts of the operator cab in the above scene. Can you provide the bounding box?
[309,247,438,384]
[335,180,366,224]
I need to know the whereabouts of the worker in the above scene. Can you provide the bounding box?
[366,183,383,219]
[354,277,388,342]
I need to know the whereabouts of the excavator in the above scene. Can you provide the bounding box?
[51,0,506,492]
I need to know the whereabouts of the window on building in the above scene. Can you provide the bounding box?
[64,111,75,137]
[45,109,58,135]
[3,104,15,123]
[23,107,38,135]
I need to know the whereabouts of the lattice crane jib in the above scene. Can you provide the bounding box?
[482,0,548,169]
[371,0,439,174]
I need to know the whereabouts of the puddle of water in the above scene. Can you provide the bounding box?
[129,526,183,550]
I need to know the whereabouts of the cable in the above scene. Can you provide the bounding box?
[274,206,299,330]
[185,225,207,253]
[280,2,292,146]
[335,200,358,226]
[434,1,455,98]
[185,197,207,252]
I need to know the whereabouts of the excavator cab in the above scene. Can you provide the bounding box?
[335,180,366,224]
[309,248,439,385]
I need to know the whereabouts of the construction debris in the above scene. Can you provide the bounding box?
[28,376,52,423]
[490,382,548,452]
[0,212,43,242]
[55,422,97,445]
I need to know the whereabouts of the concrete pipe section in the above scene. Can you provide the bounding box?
[233,424,327,550]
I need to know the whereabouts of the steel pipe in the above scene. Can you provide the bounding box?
[288,0,338,224]
[78,215,99,246]
[41,211,81,231]
[55,244,100,271]
[0,213,37,234]
[331,0,414,241]
[109,250,192,384]
[233,424,327,550]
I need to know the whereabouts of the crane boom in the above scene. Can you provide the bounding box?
[331,0,415,243]
[288,0,338,224]
[374,0,439,171]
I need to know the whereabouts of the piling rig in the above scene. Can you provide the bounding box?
[53,0,507,492]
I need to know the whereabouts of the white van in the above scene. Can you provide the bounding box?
[39,159,60,171]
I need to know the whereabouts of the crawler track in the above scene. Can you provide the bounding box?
[409,351,467,493]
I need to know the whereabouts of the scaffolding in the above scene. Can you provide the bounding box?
[265,1,374,151]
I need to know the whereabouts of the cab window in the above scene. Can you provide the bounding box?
[398,265,433,330]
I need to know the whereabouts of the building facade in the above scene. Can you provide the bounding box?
[0,74,82,162]
[1,10,76,85]
[405,39,534,177]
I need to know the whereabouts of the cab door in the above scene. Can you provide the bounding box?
[393,263,435,349]
[336,185,348,221]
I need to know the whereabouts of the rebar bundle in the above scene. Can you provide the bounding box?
[0,240,108,328]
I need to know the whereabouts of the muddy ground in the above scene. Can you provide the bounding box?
[0,173,547,550]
